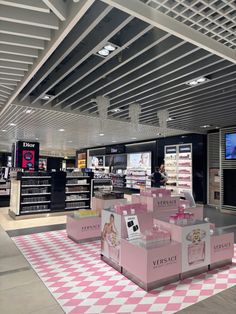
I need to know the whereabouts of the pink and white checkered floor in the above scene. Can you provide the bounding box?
[13,230,236,314]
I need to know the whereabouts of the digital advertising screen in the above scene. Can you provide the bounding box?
[127,152,151,169]
[225,133,236,160]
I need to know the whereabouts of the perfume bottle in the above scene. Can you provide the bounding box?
[188,241,205,265]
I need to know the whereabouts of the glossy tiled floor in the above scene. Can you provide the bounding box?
[0,207,67,230]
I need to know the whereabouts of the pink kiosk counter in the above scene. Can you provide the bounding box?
[101,189,234,291]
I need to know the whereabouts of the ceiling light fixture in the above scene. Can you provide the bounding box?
[2,129,6,132]
[131,137,137,140]
[166,117,174,121]
[186,76,210,87]
[42,95,51,100]
[25,109,35,114]
[96,42,118,58]
[9,123,16,126]
[58,128,65,132]
[98,48,109,57]
[200,124,212,128]
[35,137,39,140]
[111,108,122,113]
[112,140,117,143]
[99,133,104,136]
[68,140,73,143]
[104,44,116,51]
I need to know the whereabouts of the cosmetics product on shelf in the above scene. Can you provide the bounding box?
[169,205,194,225]
[74,209,99,218]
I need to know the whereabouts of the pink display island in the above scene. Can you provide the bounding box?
[100,191,234,291]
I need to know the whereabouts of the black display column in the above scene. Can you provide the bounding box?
[51,171,66,211]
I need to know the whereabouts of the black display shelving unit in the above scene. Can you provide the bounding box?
[65,173,91,210]
[10,171,93,217]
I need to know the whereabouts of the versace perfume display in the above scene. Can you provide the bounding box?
[187,228,206,265]
[169,205,194,225]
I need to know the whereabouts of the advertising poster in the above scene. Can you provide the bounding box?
[127,152,151,169]
[101,210,121,265]
[22,150,35,170]
[89,156,104,168]
[124,215,141,240]
[225,133,236,159]
[39,158,47,171]
[181,223,210,272]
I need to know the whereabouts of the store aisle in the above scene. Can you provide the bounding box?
[0,207,67,231]
[0,226,64,314]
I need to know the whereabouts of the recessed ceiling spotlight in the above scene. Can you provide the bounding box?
[112,140,117,143]
[68,140,73,143]
[35,137,39,140]
[96,42,118,58]
[2,129,6,132]
[98,48,109,57]
[131,137,137,140]
[25,109,35,114]
[104,44,116,51]
[215,126,220,129]
[58,128,65,132]
[42,95,51,100]
[166,117,174,121]
[9,123,16,126]
[157,133,161,136]
[186,76,210,87]
[99,133,104,136]
[200,124,212,128]
[111,108,122,113]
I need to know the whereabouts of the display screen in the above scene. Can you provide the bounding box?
[225,133,236,159]
[105,155,127,168]
[89,156,104,167]
[127,152,151,169]
[22,150,35,170]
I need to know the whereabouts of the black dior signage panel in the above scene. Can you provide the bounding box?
[15,141,40,171]
[105,145,125,154]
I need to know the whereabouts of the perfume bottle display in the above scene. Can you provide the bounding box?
[186,228,206,265]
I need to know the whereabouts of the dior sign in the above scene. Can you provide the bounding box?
[23,142,35,148]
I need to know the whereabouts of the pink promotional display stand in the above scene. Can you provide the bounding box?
[100,188,234,291]
[67,214,101,243]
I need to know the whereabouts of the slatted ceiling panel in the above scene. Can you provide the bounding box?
[0,104,190,152]
[0,0,235,153]
[208,132,220,168]
[141,0,236,49]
